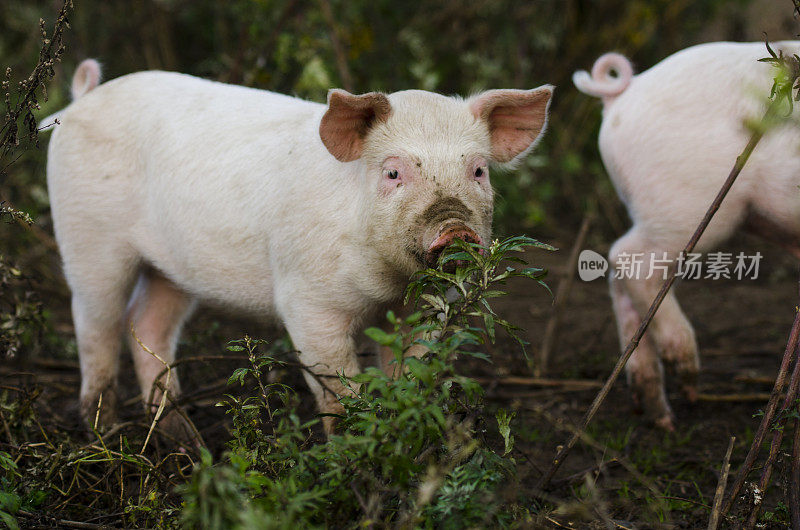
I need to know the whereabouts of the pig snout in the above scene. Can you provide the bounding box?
[425,225,483,269]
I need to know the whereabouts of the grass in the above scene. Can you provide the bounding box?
[0,236,568,529]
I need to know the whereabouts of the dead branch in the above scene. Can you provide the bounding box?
[695,393,774,402]
[318,0,354,92]
[16,509,124,529]
[537,212,593,376]
[722,280,800,516]
[708,436,735,530]
[742,313,800,528]
[473,376,602,389]
[792,417,800,529]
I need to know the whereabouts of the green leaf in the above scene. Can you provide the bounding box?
[0,511,19,530]
[364,327,395,346]
[483,313,495,342]
[496,409,515,456]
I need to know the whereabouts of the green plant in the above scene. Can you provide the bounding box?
[180,236,552,529]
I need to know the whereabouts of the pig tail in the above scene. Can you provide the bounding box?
[572,52,633,102]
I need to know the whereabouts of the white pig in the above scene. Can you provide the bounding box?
[574,41,800,430]
[45,59,552,437]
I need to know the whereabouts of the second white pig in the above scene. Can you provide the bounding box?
[574,41,800,429]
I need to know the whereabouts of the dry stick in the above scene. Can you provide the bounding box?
[696,393,774,402]
[538,99,778,490]
[791,418,800,529]
[530,404,665,501]
[721,290,800,515]
[318,0,355,92]
[708,436,735,530]
[537,212,593,376]
[472,375,602,389]
[0,194,59,251]
[743,333,800,528]
[15,510,122,530]
[130,325,172,454]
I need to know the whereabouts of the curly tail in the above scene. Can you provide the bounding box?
[572,52,633,103]
[40,59,102,131]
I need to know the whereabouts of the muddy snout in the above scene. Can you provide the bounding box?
[425,225,483,270]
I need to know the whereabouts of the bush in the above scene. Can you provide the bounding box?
[180,236,552,529]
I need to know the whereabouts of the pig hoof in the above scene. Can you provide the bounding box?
[654,414,676,432]
[80,391,118,431]
[155,410,201,450]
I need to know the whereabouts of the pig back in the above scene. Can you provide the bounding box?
[597,41,800,236]
[47,71,366,315]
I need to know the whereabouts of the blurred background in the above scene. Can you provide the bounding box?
[2,0,796,245]
[0,0,797,361]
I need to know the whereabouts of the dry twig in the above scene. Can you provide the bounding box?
[708,436,735,530]
[537,212,593,376]
[721,281,800,518]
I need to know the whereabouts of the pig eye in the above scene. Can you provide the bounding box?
[385,169,399,180]
[474,167,486,179]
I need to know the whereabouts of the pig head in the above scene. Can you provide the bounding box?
[320,87,552,276]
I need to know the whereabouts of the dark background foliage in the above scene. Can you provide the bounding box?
[2,0,795,244]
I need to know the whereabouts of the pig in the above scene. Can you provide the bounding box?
[45,59,553,437]
[573,41,800,430]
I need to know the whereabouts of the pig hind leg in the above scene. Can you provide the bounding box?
[125,270,197,442]
[609,229,700,427]
[68,243,140,429]
[610,272,673,429]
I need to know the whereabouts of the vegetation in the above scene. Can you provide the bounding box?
[181,237,551,529]
[2,0,799,528]
[0,235,555,528]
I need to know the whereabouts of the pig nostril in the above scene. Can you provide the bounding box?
[426,249,443,267]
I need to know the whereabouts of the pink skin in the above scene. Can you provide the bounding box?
[380,155,488,268]
[426,226,483,268]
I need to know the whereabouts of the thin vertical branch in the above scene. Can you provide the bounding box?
[722,278,800,515]
[740,328,800,527]
[708,436,735,530]
[318,0,354,92]
[791,417,800,529]
[537,212,593,376]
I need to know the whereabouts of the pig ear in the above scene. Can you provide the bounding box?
[319,89,392,162]
[470,86,553,163]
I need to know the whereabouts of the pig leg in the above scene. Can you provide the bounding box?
[377,337,430,377]
[69,245,140,429]
[126,270,197,442]
[375,303,431,377]
[609,272,673,429]
[280,301,362,434]
[609,229,699,427]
